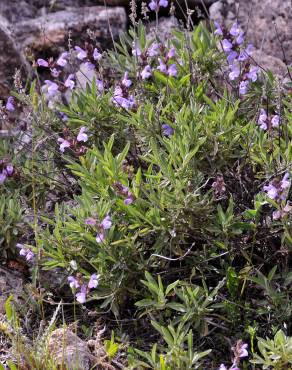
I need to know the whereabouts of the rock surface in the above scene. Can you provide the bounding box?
[0,3,126,99]
[209,0,292,68]
[48,328,96,370]
[15,6,127,55]
[0,16,30,98]
[0,267,24,314]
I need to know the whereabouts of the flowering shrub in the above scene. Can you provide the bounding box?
[0,10,291,369]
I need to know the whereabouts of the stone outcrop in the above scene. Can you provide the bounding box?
[0,16,30,98]
[0,2,127,99]
[15,6,127,54]
[48,328,95,370]
[209,0,292,75]
[0,267,24,314]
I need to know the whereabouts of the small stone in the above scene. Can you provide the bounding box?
[48,328,96,370]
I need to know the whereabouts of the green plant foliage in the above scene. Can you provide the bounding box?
[252,330,292,369]
[0,193,25,258]
[1,16,292,369]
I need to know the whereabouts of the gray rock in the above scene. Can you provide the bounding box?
[209,0,292,64]
[0,1,37,23]
[48,328,96,370]
[147,16,180,42]
[0,266,24,314]
[15,6,127,56]
[251,50,288,77]
[0,16,30,98]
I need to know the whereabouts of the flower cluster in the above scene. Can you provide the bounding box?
[112,72,136,110]
[0,160,14,184]
[5,96,15,111]
[134,42,178,82]
[17,243,34,262]
[263,173,290,201]
[212,175,226,196]
[37,51,69,77]
[263,172,291,220]
[162,124,174,137]
[85,215,112,243]
[148,0,168,11]
[113,182,135,205]
[57,126,88,155]
[219,340,248,370]
[215,21,258,95]
[74,43,102,70]
[38,43,103,109]
[68,273,100,304]
[257,108,280,130]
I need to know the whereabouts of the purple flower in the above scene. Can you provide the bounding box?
[84,62,95,71]
[112,87,135,110]
[5,165,14,176]
[85,217,97,226]
[149,0,168,10]
[148,0,158,10]
[96,231,105,243]
[132,42,142,57]
[236,31,245,45]
[162,124,174,137]
[226,51,238,65]
[93,48,102,61]
[141,65,152,80]
[238,343,248,358]
[167,47,175,59]
[229,63,240,80]
[88,274,100,289]
[17,244,34,262]
[281,173,290,190]
[101,215,112,230]
[247,65,258,82]
[114,96,135,110]
[218,365,227,370]
[157,58,167,73]
[148,42,159,57]
[75,46,87,60]
[26,250,35,261]
[64,74,75,90]
[44,80,59,97]
[230,22,240,37]
[222,39,233,53]
[96,79,104,92]
[76,285,87,304]
[57,138,71,152]
[77,126,88,142]
[238,43,253,61]
[56,52,68,67]
[257,109,268,130]
[68,276,80,289]
[124,194,135,205]
[122,72,132,87]
[214,21,223,36]
[59,112,68,121]
[6,96,15,111]
[273,202,292,220]
[263,183,278,199]
[263,173,290,201]
[50,68,60,77]
[239,80,249,95]
[271,115,280,127]
[168,64,177,77]
[0,171,7,184]
[37,58,49,67]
